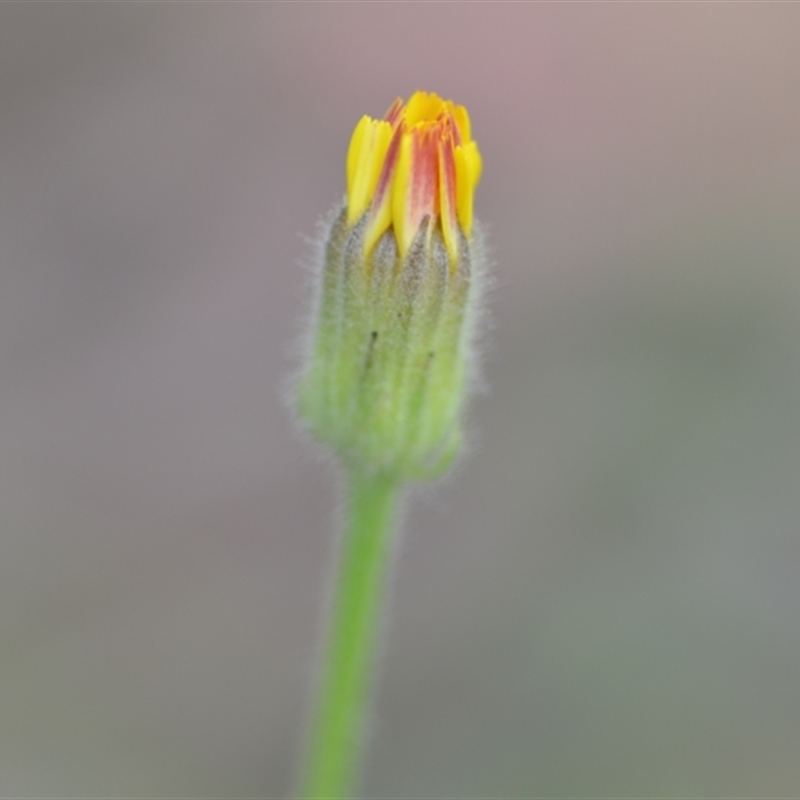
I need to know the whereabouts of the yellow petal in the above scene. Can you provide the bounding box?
[346,116,393,225]
[344,92,481,261]
[362,126,403,254]
[454,140,482,236]
[405,91,446,127]
[449,103,472,145]
[390,129,415,257]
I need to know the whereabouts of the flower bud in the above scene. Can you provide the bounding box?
[298,92,485,480]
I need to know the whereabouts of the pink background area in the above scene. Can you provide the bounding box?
[2,4,800,796]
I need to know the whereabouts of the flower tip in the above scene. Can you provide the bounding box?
[345,91,481,262]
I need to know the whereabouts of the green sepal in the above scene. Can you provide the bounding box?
[298,207,478,481]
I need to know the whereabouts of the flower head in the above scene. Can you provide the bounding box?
[345,91,482,264]
[298,92,486,479]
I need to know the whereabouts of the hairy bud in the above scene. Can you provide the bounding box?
[298,92,486,480]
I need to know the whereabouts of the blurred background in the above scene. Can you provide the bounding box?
[2,3,800,797]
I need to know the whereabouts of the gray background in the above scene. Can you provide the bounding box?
[2,3,800,797]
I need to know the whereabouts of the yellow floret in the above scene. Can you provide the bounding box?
[344,92,482,259]
[346,116,393,225]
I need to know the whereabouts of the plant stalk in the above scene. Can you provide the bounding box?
[300,468,400,798]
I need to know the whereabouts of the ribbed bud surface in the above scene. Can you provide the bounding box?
[298,207,480,479]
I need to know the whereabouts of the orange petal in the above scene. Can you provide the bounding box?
[392,123,439,257]
[438,123,459,263]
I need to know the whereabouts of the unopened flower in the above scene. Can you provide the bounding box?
[298,91,486,479]
[346,92,482,264]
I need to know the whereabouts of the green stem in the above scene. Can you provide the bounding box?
[300,468,401,799]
